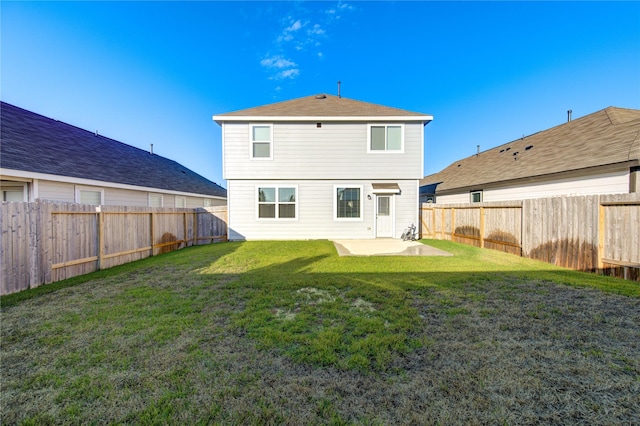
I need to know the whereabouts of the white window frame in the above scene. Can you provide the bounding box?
[334,185,364,221]
[204,198,214,207]
[470,190,483,203]
[367,124,404,153]
[250,123,273,160]
[1,182,28,202]
[175,196,187,208]
[148,193,163,207]
[256,185,298,220]
[75,186,104,205]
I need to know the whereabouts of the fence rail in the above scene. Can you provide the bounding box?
[420,193,640,281]
[1,202,228,295]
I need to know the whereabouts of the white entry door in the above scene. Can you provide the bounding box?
[376,196,393,238]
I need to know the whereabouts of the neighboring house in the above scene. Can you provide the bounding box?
[213,93,433,240]
[420,106,640,204]
[1,102,226,207]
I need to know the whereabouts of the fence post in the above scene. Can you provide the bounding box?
[150,211,155,256]
[479,206,485,248]
[97,206,104,270]
[451,208,456,243]
[597,197,605,270]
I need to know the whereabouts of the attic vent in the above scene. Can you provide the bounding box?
[505,147,511,151]
[457,164,461,167]
[525,145,533,150]
[500,149,505,153]
[315,94,327,99]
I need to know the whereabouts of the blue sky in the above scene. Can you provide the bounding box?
[3,1,639,187]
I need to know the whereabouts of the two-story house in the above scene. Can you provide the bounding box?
[213,94,433,240]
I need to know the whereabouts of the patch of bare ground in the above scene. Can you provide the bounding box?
[189,280,640,425]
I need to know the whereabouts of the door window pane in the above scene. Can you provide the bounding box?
[377,197,390,216]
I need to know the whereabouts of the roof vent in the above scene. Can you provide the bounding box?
[525,145,533,151]
[315,94,327,99]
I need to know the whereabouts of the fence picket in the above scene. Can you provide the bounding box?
[420,193,640,281]
[1,202,228,295]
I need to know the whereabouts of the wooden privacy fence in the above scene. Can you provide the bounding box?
[420,193,640,281]
[1,201,228,295]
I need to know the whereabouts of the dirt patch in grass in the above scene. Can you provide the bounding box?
[2,241,639,424]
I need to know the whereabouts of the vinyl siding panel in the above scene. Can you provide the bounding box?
[223,122,424,180]
[436,170,630,204]
[37,180,75,203]
[104,188,148,206]
[227,179,418,240]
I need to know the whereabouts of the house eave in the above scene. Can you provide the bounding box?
[0,168,227,200]
[213,115,433,125]
[434,160,639,195]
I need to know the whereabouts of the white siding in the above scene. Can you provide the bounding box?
[223,122,424,180]
[436,170,630,204]
[38,180,75,203]
[227,179,418,240]
[105,188,148,206]
[36,179,226,207]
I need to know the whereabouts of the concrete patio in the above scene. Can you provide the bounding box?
[332,239,453,257]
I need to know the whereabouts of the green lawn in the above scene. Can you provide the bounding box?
[2,240,639,424]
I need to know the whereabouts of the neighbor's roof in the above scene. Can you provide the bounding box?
[213,94,432,123]
[421,107,640,193]
[0,102,226,198]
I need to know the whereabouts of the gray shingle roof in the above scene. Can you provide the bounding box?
[421,107,640,192]
[214,94,431,121]
[1,102,226,198]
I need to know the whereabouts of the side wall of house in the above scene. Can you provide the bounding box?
[435,170,630,204]
[35,179,224,207]
[227,179,418,240]
[223,121,424,180]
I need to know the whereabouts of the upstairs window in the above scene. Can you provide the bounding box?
[251,124,273,159]
[470,191,483,203]
[258,186,297,219]
[368,124,403,152]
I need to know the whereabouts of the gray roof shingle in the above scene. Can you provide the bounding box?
[1,102,226,198]
[421,106,640,192]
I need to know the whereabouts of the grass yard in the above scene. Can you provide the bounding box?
[2,240,639,425]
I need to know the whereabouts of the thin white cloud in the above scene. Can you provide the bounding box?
[261,56,297,69]
[278,69,300,79]
[261,55,299,80]
[261,2,354,82]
